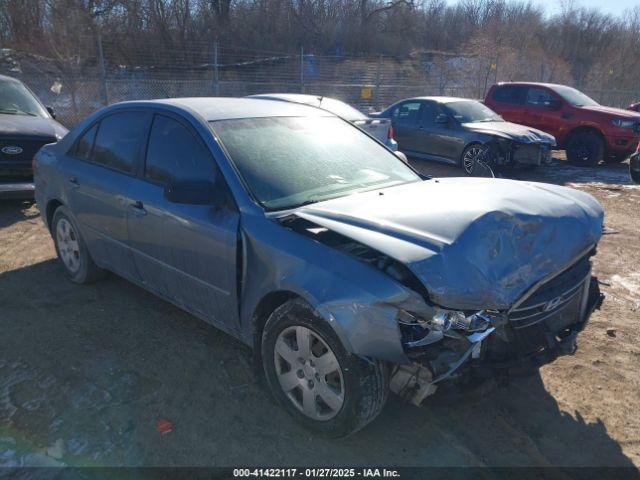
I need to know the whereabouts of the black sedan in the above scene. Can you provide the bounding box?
[375,97,556,175]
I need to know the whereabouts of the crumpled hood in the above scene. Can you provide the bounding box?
[295,178,603,310]
[580,105,640,119]
[462,121,556,145]
[0,114,67,139]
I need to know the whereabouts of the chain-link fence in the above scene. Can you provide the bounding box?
[2,41,638,127]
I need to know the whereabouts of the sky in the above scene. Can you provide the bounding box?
[533,0,639,17]
[450,0,640,18]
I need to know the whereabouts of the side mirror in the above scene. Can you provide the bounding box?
[630,151,640,184]
[164,179,221,205]
[435,113,449,124]
[46,106,56,118]
[394,151,408,164]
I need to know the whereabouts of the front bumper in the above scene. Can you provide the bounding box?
[391,271,603,404]
[478,277,602,373]
[0,180,35,200]
[605,133,640,155]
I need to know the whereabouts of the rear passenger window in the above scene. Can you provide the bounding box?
[74,124,97,160]
[492,86,526,104]
[92,111,148,173]
[145,115,215,184]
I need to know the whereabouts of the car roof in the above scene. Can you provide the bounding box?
[492,82,571,90]
[399,96,475,104]
[249,93,323,107]
[125,97,332,121]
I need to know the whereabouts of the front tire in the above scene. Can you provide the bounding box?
[52,206,105,284]
[262,299,388,438]
[566,131,604,167]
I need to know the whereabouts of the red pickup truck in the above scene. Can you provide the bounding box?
[485,82,640,166]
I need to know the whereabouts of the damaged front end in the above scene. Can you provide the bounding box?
[277,177,604,407]
[392,252,603,405]
[481,136,554,171]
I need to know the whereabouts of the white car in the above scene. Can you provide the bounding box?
[249,93,399,152]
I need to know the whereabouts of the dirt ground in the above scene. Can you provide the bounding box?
[0,155,639,469]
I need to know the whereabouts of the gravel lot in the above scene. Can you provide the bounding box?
[0,156,639,469]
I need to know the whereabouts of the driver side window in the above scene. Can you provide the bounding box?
[391,101,423,126]
[526,87,558,107]
[145,115,217,184]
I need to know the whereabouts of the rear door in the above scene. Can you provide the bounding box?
[126,112,240,330]
[388,101,424,153]
[64,110,151,281]
[486,85,526,124]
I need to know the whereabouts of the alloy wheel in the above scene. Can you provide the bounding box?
[56,218,82,273]
[274,325,345,420]
[463,146,483,174]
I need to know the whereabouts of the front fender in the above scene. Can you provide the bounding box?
[239,213,417,364]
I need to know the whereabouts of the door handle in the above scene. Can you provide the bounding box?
[129,200,147,216]
[68,176,79,187]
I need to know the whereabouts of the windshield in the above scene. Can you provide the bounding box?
[211,116,420,210]
[0,79,48,117]
[445,100,502,123]
[318,98,367,121]
[551,85,599,107]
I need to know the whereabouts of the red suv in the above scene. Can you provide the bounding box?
[485,82,640,166]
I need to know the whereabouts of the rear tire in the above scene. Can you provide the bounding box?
[52,206,106,284]
[261,299,389,438]
[566,132,604,167]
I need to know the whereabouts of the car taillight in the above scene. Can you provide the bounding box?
[636,142,640,153]
[388,124,394,140]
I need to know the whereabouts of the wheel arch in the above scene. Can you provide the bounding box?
[45,198,64,232]
[563,125,605,149]
[250,290,306,373]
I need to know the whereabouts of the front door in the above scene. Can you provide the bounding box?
[416,101,461,163]
[523,86,563,139]
[126,113,240,330]
[389,101,424,153]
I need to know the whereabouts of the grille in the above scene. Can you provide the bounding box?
[0,137,55,165]
[507,256,591,353]
[510,256,591,328]
[512,144,543,165]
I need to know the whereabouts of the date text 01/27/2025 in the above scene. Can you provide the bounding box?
[232,468,401,478]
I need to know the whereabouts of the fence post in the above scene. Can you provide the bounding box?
[96,31,109,106]
[213,41,220,96]
[374,54,382,110]
[300,46,305,94]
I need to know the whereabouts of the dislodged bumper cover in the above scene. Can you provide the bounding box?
[295,178,603,310]
[462,121,556,145]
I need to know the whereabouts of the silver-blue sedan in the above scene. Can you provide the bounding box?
[34,97,604,437]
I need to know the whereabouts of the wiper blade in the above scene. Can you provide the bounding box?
[0,108,37,116]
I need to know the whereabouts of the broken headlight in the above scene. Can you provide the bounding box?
[398,309,492,349]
